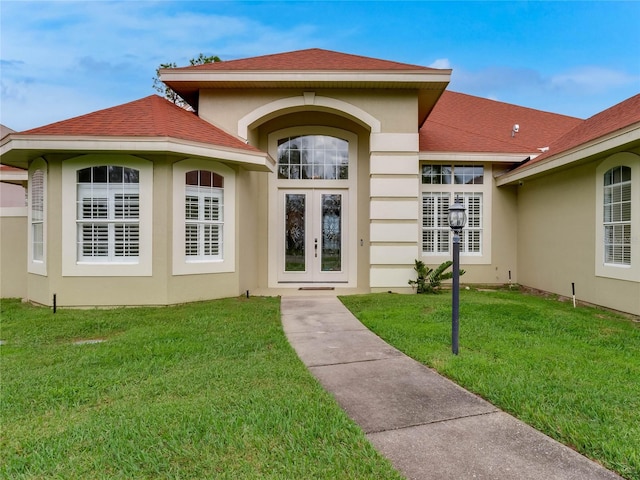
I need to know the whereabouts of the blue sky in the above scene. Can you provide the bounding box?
[1,1,639,131]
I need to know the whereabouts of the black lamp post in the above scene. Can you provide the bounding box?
[448,199,467,355]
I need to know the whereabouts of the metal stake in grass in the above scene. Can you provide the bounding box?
[448,199,466,355]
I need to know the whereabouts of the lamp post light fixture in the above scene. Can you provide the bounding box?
[448,199,467,355]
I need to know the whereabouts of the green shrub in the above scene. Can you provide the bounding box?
[408,259,465,293]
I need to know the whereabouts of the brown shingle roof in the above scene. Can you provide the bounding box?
[174,48,438,71]
[524,93,640,165]
[420,91,582,154]
[21,95,258,152]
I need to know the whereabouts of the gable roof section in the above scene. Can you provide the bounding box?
[176,48,438,71]
[1,95,272,171]
[420,91,582,156]
[497,93,640,185]
[160,48,451,124]
[21,95,257,151]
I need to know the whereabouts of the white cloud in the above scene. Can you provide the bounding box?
[429,58,451,69]
[451,65,544,93]
[550,66,638,94]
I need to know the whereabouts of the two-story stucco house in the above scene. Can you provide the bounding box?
[1,49,638,314]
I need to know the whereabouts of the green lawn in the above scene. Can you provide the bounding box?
[0,297,402,480]
[340,289,640,480]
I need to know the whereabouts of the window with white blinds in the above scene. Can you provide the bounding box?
[457,192,483,254]
[422,192,483,255]
[603,166,631,266]
[76,166,140,263]
[31,169,44,262]
[422,193,450,253]
[185,170,224,261]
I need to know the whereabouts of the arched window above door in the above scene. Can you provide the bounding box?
[277,135,348,180]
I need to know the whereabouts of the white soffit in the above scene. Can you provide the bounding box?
[0,135,275,172]
[0,168,28,183]
[160,69,452,87]
[419,152,532,163]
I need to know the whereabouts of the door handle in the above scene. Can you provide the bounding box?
[314,238,318,257]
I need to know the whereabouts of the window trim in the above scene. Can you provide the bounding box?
[276,134,350,181]
[421,191,484,256]
[76,166,140,263]
[172,159,235,275]
[61,155,153,277]
[420,162,492,265]
[269,126,359,190]
[602,166,631,266]
[28,158,47,275]
[185,171,224,262]
[595,152,639,282]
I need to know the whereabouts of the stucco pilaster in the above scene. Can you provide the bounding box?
[369,133,420,290]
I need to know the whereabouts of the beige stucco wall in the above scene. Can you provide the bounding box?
[464,176,519,285]
[237,168,263,295]
[0,210,27,298]
[199,88,418,136]
[516,157,640,316]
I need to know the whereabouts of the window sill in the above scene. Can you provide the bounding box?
[77,261,140,265]
[185,258,224,264]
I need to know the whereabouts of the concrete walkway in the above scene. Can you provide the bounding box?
[281,295,623,480]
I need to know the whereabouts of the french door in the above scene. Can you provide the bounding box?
[278,189,348,283]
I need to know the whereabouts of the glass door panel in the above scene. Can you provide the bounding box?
[321,194,342,272]
[278,189,348,283]
[285,194,306,272]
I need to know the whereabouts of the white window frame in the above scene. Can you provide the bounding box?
[421,192,450,254]
[62,155,153,277]
[276,134,350,180]
[421,192,483,255]
[420,163,491,265]
[603,166,631,266]
[456,192,483,255]
[28,158,47,275]
[185,171,224,262]
[172,159,235,275]
[76,167,140,263]
[595,152,639,282]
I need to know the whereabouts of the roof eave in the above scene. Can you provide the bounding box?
[159,69,452,84]
[496,123,640,186]
[419,151,535,163]
[0,168,28,185]
[0,135,275,172]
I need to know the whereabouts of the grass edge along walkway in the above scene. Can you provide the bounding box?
[340,290,640,480]
[0,297,403,480]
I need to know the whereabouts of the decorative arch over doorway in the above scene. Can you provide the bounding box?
[237,93,381,140]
